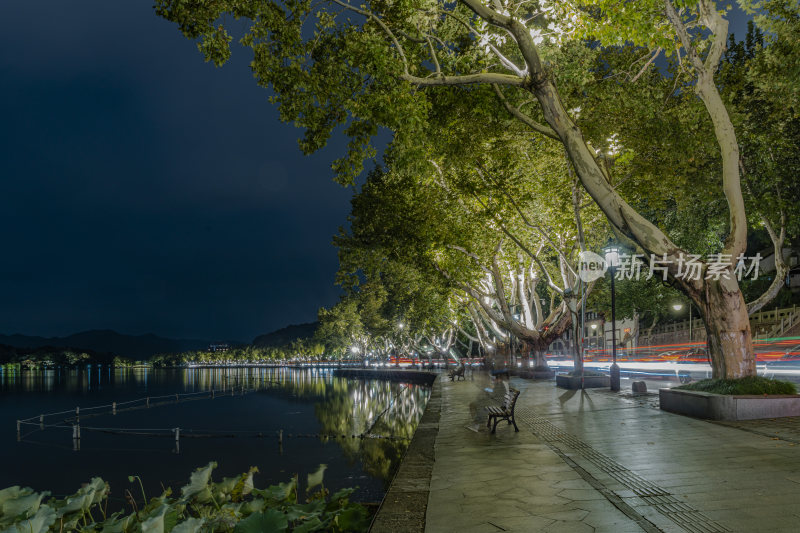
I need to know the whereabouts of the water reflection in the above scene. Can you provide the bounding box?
[0,367,430,496]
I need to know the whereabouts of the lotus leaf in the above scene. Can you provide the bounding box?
[171,517,205,533]
[180,462,217,502]
[232,509,288,533]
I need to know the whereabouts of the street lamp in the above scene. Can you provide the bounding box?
[672,302,693,342]
[604,244,621,391]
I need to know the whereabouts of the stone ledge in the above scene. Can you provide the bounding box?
[369,376,441,532]
[659,388,800,420]
[556,373,610,390]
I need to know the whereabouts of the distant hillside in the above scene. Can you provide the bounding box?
[252,322,318,347]
[0,330,235,359]
[0,343,116,365]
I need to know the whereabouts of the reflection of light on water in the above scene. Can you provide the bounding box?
[1,368,430,440]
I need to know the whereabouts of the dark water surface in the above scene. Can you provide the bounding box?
[0,367,429,507]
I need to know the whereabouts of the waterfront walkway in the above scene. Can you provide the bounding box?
[419,372,800,533]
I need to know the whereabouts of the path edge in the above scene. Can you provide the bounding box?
[369,375,441,532]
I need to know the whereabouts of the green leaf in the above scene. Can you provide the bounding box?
[0,505,56,533]
[0,487,26,508]
[180,462,217,502]
[0,489,48,521]
[284,500,324,522]
[171,517,205,533]
[97,512,136,533]
[292,516,326,533]
[239,498,266,516]
[334,505,369,531]
[251,476,297,504]
[140,503,169,533]
[306,465,327,492]
[233,509,288,533]
[328,488,355,505]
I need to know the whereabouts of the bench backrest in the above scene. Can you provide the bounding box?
[502,388,520,413]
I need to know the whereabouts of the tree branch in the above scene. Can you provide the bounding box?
[630,47,662,82]
[401,72,526,87]
[492,84,558,139]
[747,213,788,315]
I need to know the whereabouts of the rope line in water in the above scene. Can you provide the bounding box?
[17,382,280,423]
[19,420,411,441]
[14,379,418,445]
[77,427,411,441]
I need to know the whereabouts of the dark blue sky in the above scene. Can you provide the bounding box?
[0,1,355,342]
[0,2,752,343]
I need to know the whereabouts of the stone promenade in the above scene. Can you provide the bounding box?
[422,372,800,533]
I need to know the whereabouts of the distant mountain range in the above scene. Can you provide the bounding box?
[0,330,236,360]
[252,322,318,347]
[0,322,320,360]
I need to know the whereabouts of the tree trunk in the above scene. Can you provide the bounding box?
[697,277,756,378]
[531,349,548,372]
[565,294,583,375]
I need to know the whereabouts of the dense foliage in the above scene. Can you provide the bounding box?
[151,0,800,377]
[0,463,369,533]
[677,376,797,395]
[149,340,325,367]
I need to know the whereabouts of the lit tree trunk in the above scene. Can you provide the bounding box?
[565,291,583,375]
[496,0,757,378]
[697,277,755,378]
[532,350,548,370]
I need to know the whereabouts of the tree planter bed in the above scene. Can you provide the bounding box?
[556,373,610,390]
[659,388,800,420]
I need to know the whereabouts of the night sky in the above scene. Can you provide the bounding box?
[0,3,752,343]
[0,1,355,342]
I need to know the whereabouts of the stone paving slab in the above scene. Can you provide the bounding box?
[424,373,800,533]
[425,376,651,532]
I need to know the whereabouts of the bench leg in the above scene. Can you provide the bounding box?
[511,415,519,432]
[491,418,501,434]
[486,415,492,429]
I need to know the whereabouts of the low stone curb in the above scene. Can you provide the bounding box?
[369,376,441,532]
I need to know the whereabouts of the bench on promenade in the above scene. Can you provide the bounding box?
[448,365,465,381]
[486,388,520,434]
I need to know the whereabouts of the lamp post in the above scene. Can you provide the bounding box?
[604,244,621,391]
[672,303,693,342]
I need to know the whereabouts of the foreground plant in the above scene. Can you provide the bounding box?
[0,463,369,532]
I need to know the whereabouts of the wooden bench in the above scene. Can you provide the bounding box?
[486,388,520,433]
[448,365,465,381]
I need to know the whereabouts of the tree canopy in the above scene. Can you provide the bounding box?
[155,0,800,378]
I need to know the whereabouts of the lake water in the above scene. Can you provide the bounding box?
[0,366,430,507]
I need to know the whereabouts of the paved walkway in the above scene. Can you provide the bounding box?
[425,373,800,533]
